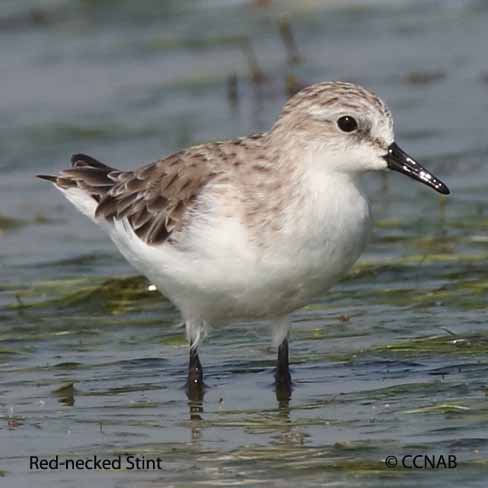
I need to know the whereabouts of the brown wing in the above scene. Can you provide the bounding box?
[95,149,218,245]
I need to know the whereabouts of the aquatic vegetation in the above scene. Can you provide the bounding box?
[0,214,27,233]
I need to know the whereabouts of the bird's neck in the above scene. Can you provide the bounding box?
[239,137,371,249]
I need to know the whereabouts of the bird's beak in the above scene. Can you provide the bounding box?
[384,142,450,195]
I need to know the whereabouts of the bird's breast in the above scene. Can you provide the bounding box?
[268,174,372,299]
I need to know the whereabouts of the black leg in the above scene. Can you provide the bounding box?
[187,346,205,402]
[275,338,292,401]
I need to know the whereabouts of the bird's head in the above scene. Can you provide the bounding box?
[271,81,449,195]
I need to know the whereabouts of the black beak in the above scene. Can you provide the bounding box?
[384,142,450,195]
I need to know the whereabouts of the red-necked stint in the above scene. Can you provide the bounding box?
[38,81,449,399]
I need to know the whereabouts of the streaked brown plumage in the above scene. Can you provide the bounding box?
[39,134,277,245]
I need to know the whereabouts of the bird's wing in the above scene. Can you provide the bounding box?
[95,148,220,245]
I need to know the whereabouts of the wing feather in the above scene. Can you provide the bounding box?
[95,147,218,245]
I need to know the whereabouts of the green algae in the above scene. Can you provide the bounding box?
[8,276,161,314]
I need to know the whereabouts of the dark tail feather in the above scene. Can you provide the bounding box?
[37,174,58,183]
[37,154,122,201]
[71,153,113,170]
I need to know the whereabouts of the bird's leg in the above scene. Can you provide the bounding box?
[275,337,291,385]
[187,344,205,401]
[275,337,292,400]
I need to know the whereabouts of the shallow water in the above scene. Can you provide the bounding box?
[1,0,488,486]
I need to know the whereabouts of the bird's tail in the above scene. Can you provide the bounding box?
[37,153,123,221]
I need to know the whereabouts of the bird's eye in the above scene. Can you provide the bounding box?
[337,116,358,133]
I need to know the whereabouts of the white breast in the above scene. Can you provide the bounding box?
[251,170,371,312]
[281,171,371,296]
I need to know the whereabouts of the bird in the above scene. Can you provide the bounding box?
[38,81,449,400]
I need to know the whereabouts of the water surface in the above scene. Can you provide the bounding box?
[1,1,488,486]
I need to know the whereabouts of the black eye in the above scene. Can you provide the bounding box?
[337,116,358,133]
